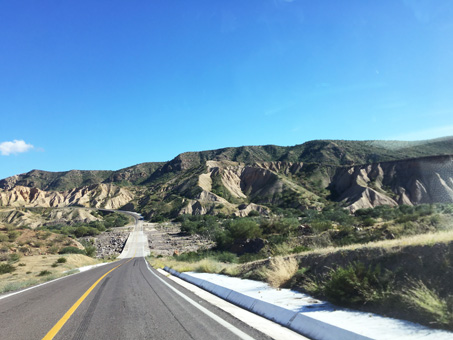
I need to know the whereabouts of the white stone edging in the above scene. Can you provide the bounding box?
[163,267,372,340]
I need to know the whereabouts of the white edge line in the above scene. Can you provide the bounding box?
[144,259,256,340]
[0,262,112,300]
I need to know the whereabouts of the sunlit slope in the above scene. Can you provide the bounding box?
[1,137,452,218]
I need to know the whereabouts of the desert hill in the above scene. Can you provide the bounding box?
[1,137,453,220]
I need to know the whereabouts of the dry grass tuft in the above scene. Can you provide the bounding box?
[265,256,299,288]
[294,230,453,257]
[147,256,238,275]
[401,279,453,327]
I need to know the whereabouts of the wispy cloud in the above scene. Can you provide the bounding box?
[0,140,34,156]
[389,125,453,141]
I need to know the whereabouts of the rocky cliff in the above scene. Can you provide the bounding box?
[1,138,452,218]
[331,155,453,211]
[0,184,133,209]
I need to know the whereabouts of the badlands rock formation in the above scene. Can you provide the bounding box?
[0,184,133,209]
[331,155,453,211]
[1,138,453,217]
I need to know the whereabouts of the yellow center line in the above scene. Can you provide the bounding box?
[42,257,134,340]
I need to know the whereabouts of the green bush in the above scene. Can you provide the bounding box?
[8,230,20,241]
[179,215,220,239]
[0,233,9,242]
[0,263,16,275]
[227,218,261,240]
[238,253,267,263]
[311,221,332,233]
[215,218,262,250]
[213,252,238,263]
[8,253,21,263]
[37,270,52,276]
[323,262,390,305]
[84,245,96,257]
[260,217,299,236]
[57,257,67,263]
[174,251,205,263]
[362,217,376,226]
[291,245,311,253]
[59,246,85,255]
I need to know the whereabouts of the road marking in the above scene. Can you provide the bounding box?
[0,262,111,301]
[42,258,133,340]
[144,259,256,340]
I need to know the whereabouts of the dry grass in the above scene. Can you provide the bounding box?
[147,256,238,275]
[294,230,453,257]
[265,256,299,288]
[401,279,453,327]
[0,254,101,293]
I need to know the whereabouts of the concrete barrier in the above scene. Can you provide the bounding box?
[163,267,372,340]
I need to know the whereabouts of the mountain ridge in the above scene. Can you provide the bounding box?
[1,137,453,219]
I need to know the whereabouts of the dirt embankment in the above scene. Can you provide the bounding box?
[291,242,453,295]
[239,238,453,328]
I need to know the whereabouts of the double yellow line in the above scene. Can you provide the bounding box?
[42,256,135,340]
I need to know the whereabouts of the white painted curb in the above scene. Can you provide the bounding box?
[164,267,372,340]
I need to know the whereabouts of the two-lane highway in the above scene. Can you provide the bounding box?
[0,215,272,340]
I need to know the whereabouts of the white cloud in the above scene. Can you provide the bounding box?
[0,140,34,156]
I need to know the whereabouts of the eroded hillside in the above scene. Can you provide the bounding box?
[0,138,452,219]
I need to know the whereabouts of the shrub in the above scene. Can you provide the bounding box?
[228,218,262,240]
[59,246,85,255]
[401,280,453,328]
[213,252,237,263]
[57,257,67,263]
[49,245,59,254]
[19,247,29,253]
[260,217,299,236]
[362,217,376,226]
[0,233,8,242]
[8,253,21,263]
[37,270,52,276]
[238,253,267,263]
[8,230,20,241]
[51,263,58,267]
[323,262,389,305]
[291,245,311,253]
[174,251,205,263]
[311,221,332,233]
[0,263,16,275]
[84,245,96,257]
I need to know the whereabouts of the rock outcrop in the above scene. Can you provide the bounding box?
[0,184,133,209]
[331,155,453,211]
[0,207,101,228]
[1,138,453,217]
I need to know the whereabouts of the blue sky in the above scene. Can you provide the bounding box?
[1,0,453,179]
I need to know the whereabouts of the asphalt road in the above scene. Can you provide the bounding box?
[0,216,272,340]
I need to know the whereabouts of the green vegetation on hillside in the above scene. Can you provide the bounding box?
[173,203,453,257]
[151,202,453,330]
[37,210,130,238]
[2,137,452,192]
